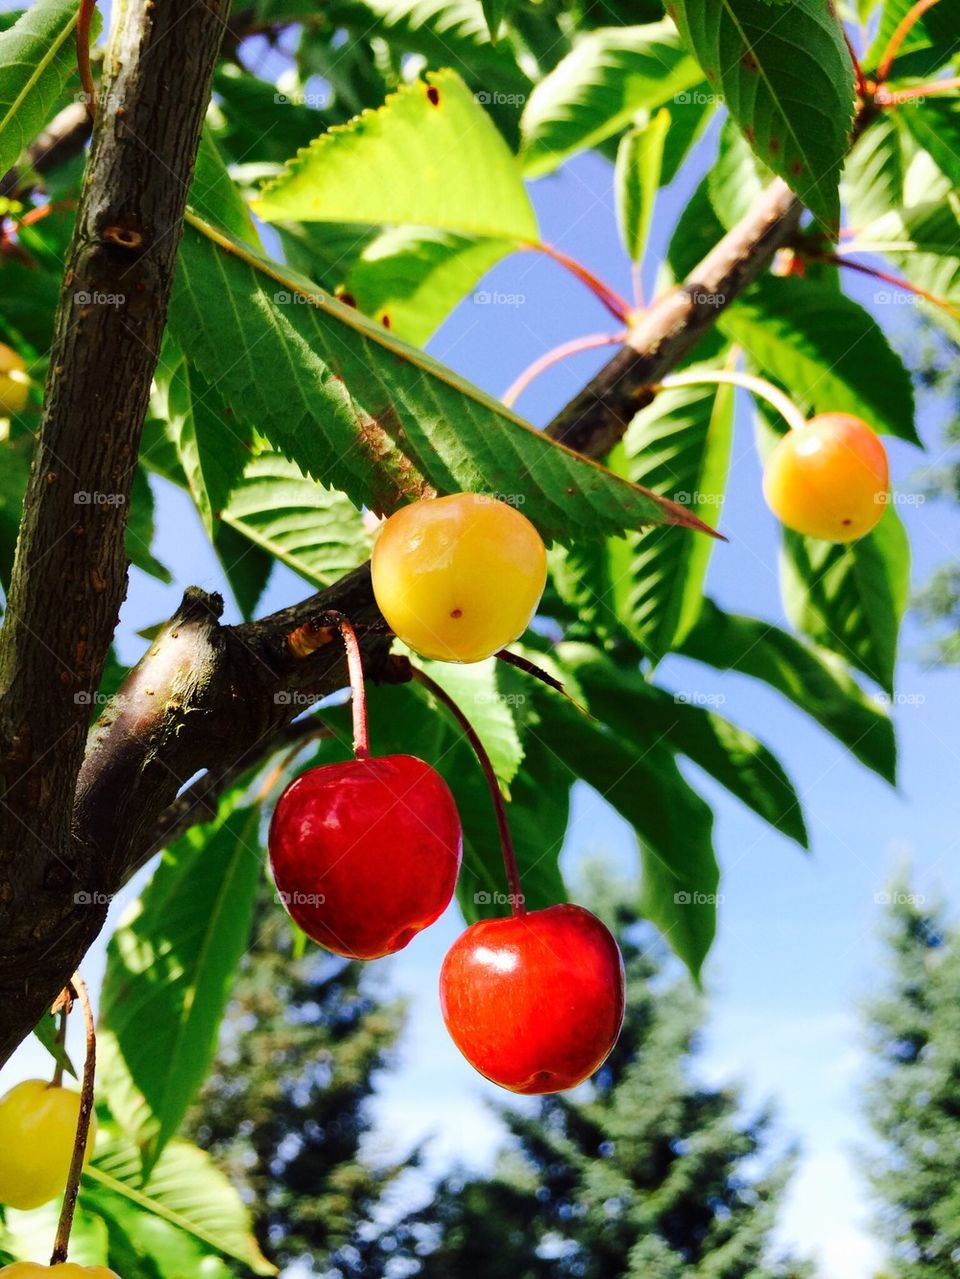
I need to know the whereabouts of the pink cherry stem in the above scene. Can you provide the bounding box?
[51,972,95,1265]
[875,0,943,83]
[411,666,526,917]
[522,241,634,323]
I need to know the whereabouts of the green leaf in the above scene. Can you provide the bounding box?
[779,504,910,695]
[898,97,960,193]
[153,336,252,537]
[191,126,261,249]
[3,1202,109,1268]
[531,675,719,979]
[708,115,774,229]
[480,0,506,41]
[520,21,703,178]
[0,434,30,591]
[338,226,513,345]
[0,0,92,178]
[611,367,734,660]
[169,219,716,543]
[849,195,960,341]
[31,1010,77,1079]
[220,450,371,588]
[669,0,854,229]
[98,794,262,1176]
[126,469,172,584]
[254,68,537,241]
[614,108,670,262]
[842,115,906,228]
[677,598,897,783]
[557,642,807,847]
[659,86,717,183]
[86,1130,274,1274]
[720,276,919,443]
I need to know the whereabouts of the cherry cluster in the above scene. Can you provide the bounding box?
[270,492,627,1095]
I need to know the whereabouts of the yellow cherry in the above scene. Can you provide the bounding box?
[0,1080,97,1210]
[371,493,547,663]
[762,413,889,543]
[0,343,30,416]
[0,1266,120,1277]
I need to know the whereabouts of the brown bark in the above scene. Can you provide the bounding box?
[0,0,230,1064]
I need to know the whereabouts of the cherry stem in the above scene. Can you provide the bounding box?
[656,367,807,433]
[329,614,370,760]
[411,666,525,916]
[842,27,870,99]
[875,75,960,104]
[76,0,97,119]
[876,0,943,82]
[524,241,634,323]
[817,249,960,319]
[51,973,95,1266]
[502,330,627,408]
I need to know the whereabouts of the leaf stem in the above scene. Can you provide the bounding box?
[411,666,525,916]
[524,241,634,322]
[51,973,95,1266]
[818,249,960,319]
[875,0,943,82]
[502,330,627,408]
[656,368,808,433]
[875,75,960,105]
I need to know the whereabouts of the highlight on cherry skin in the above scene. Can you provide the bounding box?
[0,341,29,417]
[0,1267,121,1277]
[763,413,889,543]
[269,754,463,960]
[0,1079,97,1211]
[371,492,548,663]
[439,903,626,1094]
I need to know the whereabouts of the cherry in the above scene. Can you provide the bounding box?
[439,903,625,1094]
[0,1268,120,1277]
[0,342,29,417]
[0,1080,97,1211]
[371,493,547,663]
[269,754,462,959]
[763,413,889,543]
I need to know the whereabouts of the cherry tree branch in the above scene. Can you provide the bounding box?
[0,97,811,1067]
[0,0,231,1066]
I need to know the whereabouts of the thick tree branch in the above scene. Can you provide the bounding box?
[0,126,804,1065]
[0,0,229,1065]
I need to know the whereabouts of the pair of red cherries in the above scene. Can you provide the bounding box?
[269,494,625,1095]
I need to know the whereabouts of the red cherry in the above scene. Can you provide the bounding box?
[269,754,462,960]
[439,903,625,1094]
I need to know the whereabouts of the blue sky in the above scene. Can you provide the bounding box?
[3,24,960,1279]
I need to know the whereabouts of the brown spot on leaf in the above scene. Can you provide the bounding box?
[769,137,781,153]
[742,51,759,72]
[336,290,357,309]
[426,85,440,106]
[744,126,756,144]
[381,313,391,329]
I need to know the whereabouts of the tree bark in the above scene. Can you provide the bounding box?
[0,0,229,1064]
[0,49,803,1067]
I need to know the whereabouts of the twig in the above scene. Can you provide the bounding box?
[819,249,960,319]
[50,974,95,1265]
